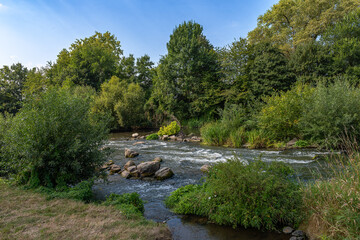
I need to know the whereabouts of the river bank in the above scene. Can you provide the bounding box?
[0,180,171,240]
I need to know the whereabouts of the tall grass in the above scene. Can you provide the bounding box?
[302,137,360,239]
[201,121,230,146]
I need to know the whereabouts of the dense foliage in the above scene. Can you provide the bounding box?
[0,88,109,188]
[102,192,145,217]
[157,121,180,136]
[166,158,302,230]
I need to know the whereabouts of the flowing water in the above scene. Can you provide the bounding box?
[93,132,329,240]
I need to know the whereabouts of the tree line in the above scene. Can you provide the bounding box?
[0,0,359,135]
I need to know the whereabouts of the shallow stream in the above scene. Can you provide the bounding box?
[93,132,329,240]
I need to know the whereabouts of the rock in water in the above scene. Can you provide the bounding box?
[132,133,139,138]
[155,167,174,180]
[286,138,298,147]
[137,161,160,177]
[121,170,131,179]
[200,164,211,173]
[283,226,294,234]
[153,157,163,162]
[109,164,121,174]
[125,148,139,158]
[127,165,139,177]
[124,160,136,170]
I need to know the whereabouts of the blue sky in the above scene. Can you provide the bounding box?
[0,0,278,68]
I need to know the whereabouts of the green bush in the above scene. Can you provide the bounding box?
[228,127,247,148]
[102,192,145,217]
[200,121,229,146]
[246,129,271,149]
[166,158,302,230]
[257,84,313,141]
[157,121,180,136]
[294,140,309,148]
[39,179,95,203]
[146,133,159,140]
[300,79,360,147]
[1,87,110,188]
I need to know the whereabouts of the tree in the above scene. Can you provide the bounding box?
[0,63,28,114]
[48,32,122,90]
[115,83,147,128]
[135,54,154,96]
[92,76,147,129]
[217,38,250,105]
[1,87,110,187]
[248,0,359,54]
[322,9,360,79]
[247,42,294,98]
[150,21,222,120]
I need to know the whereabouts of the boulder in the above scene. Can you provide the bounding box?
[200,164,211,173]
[287,138,298,147]
[109,164,121,174]
[127,165,139,177]
[124,160,136,170]
[133,141,145,146]
[132,133,139,138]
[292,230,306,237]
[283,226,294,234]
[161,135,169,141]
[125,148,139,158]
[137,161,160,177]
[121,170,131,179]
[169,135,177,141]
[155,167,174,180]
[153,157,163,163]
[139,136,145,139]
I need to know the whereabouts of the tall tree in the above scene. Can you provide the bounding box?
[0,63,28,114]
[150,21,222,120]
[322,8,360,79]
[217,38,250,105]
[48,31,122,90]
[248,0,359,54]
[247,42,294,98]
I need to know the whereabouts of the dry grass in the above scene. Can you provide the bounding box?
[0,181,171,240]
[301,150,360,240]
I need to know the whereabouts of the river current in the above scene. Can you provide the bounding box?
[93,132,328,240]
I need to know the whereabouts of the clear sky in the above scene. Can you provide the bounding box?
[0,0,278,68]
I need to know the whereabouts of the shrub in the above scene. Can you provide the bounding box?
[302,148,360,239]
[41,179,95,203]
[1,87,110,188]
[257,84,313,141]
[146,133,159,140]
[294,140,309,148]
[166,158,303,230]
[228,127,247,148]
[102,192,145,217]
[246,129,271,149]
[219,104,248,130]
[300,79,360,147]
[157,121,180,136]
[200,121,229,146]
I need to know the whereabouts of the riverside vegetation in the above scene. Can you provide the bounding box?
[1,1,360,239]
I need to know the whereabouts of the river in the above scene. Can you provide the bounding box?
[93,132,328,240]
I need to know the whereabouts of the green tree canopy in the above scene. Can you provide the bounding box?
[248,0,359,54]
[0,63,28,114]
[47,31,122,90]
[150,21,222,120]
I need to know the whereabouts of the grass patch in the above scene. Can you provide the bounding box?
[0,181,171,240]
